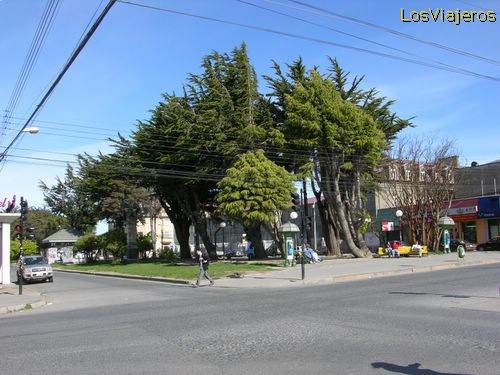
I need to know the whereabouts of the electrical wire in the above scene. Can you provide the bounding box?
[235,0,497,80]
[0,0,118,169]
[1,0,61,143]
[281,0,500,66]
[117,1,500,82]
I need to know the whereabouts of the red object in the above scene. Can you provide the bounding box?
[391,241,401,249]
[14,224,22,232]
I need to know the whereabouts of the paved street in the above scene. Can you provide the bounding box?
[1,264,499,374]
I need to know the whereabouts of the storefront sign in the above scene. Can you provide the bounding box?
[447,206,477,217]
[478,196,500,219]
[381,221,395,232]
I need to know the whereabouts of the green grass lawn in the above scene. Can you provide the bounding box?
[54,261,282,280]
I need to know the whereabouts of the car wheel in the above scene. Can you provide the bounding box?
[48,277,53,283]
[477,246,483,251]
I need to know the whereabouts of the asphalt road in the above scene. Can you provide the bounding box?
[1,265,499,375]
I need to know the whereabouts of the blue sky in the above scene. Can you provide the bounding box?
[1,0,499,210]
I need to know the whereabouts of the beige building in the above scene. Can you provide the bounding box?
[136,209,176,252]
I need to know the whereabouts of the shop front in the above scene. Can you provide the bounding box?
[446,197,478,243]
[477,195,500,241]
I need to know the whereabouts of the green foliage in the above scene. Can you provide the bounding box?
[77,146,151,229]
[39,166,98,232]
[159,248,179,262]
[100,229,127,258]
[11,209,67,246]
[216,150,296,226]
[73,233,101,260]
[285,71,386,167]
[10,240,38,260]
[137,233,153,254]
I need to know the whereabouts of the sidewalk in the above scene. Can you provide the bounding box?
[0,284,50,314]
[215,251,500,289]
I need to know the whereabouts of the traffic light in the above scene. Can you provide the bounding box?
[20,197,28,216]
[27,227,35,241]
[15,224,22,241]
[291,193,300,212]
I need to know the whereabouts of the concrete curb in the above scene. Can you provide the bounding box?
[53,268,192,285]
[306,258,500,285]
[0,293,51,315]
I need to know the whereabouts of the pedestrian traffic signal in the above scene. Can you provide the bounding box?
[15,224,22,240]
[27,227,35,240]
[291,193,300,212]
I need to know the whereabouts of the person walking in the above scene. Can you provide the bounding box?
[194,249,214,287]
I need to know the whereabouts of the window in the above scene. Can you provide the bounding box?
[488,219,500,239]
[462,221,477,243]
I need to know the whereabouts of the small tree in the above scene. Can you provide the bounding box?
[137,233,153,258]
[10,240,39,260]
[73,234,101,262]
[216,150,296,259]
[100,229,127,259]
[384,136,458,250]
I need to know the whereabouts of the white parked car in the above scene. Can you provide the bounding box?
[17,255,53,283]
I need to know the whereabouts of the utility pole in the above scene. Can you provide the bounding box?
[302,178,311,245]
[17,197,28,295]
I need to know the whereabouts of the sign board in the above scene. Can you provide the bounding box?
[447,206,477,217]
[477,196,500,219]
[381,221,395,232]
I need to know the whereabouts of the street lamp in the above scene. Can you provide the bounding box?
[395,209,403,242]
[290,211,298,220]
[219,221,226,255]
[22,126,40,134]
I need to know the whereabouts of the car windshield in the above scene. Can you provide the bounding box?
[23,256,47,266]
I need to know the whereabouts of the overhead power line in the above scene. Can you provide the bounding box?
[0,0,61,144]
[281,0,500,66]
[236,0,498,81]
[0,0,118,167]
[117,0,500,82]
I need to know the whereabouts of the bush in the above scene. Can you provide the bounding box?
[73,233,101,261]
[159,248,179,262]
[101,229,126,258]
[10,240,39,260]
[137,233,153,256]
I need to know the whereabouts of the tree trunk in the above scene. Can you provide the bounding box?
[311,179,340,256]
[125,211,138,260]
[194,218,217,260]
[329,178,370,258]
[244,222,266,259]
[172,219,191,259]
[317,200,340,256]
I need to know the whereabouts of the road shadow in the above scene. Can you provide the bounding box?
[388,291,498,299]
[371,362,471,375]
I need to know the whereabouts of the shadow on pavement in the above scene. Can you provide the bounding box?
[371,362,471,375]
[388,291,498,299]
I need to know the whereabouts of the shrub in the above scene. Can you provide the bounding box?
[73,234,101,261]
[101,229,126,258]
[160,248,179,263]
[137,233,153,256]
[10,240,39,260]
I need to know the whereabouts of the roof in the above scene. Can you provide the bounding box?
[42,228,83,244]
